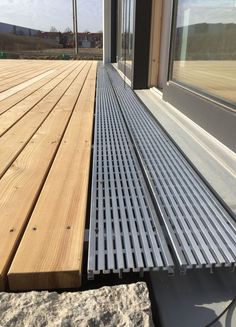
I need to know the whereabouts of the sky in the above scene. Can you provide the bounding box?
[0,0,102,32]
[1,0,235,31]
[178,0,236,26]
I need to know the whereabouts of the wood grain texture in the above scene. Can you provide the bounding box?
[0,61,59,92]
[149,0,163,87]
[0,63,83,135]
[0,63,91,290]
[0,62,83,178]
[0,70,54,102]
[0,62,73,115]
[8,62,97,291]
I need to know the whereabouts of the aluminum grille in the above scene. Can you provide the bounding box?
[107,65,236,271]
[88,66,174,279]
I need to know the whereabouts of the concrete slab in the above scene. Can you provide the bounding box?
[150,269,236,327]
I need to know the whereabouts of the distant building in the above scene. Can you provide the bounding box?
[81,39,91,48]
[78,32,103,48]
[39,32,62,45]
[0,22,102,49]
[61,32,103,48]
[0,22,40,36]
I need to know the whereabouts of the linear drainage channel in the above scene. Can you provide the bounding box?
[87,65,174,279]
[107,65,236,272]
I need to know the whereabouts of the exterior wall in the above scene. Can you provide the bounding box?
[0,22,40,36]
[81,40,91,48]
[40,32,61,44]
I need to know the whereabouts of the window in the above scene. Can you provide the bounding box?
[170,0,236,109]
[117,0,134,80]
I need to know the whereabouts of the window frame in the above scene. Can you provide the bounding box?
[162,0,236,152]
[116,0,152,89]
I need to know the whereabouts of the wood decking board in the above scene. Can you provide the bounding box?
[0,60,97,291]
[0,62,91,290]
[0,61,54,85]
[0,61,27,75]
[0,63,83,134]
[0,67,30,80]
[0,62,74,114]
[0,70,55,102]
[0,62,62,81]
[0,62,85,178]
[0,62,61,91]
[8,62,97,291]
[0,61,66,102]
[0,60,59,78]
[0,65,46,85]
[0,61,61,93]
[0,61,57,80]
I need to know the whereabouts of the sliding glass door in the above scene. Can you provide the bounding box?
[117,0,134,81]
[163,0,236,151]
[171,0,236,108]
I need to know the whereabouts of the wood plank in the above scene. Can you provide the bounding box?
[0,63,47,84]
[8,62,97,291]
[0,61,28,76]
[0,66,31,81]
[0,63,91,290]
[0,61,60,93]
[0,64,80,134]
[0,60,57,77]
[0,62,85,178]
[0,60,62,77]
[0,61,54,86]
[0,70,54,102]
[0,62,74,115]
[148,0,163,87]
[0,61,66,102]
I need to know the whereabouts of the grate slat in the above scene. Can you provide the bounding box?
[107,65,236,270]
[88,66,174,279]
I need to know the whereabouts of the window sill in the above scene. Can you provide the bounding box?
[136,89,236,216]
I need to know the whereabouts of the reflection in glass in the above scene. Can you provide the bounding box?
[172,0,236,107]
[117,0,134,80]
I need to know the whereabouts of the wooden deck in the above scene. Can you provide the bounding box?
[0,60,97,291]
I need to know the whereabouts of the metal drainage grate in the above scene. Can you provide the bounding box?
[87,66,174,279]
[107,65,236,271]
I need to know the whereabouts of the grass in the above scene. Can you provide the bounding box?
[0,32,60,51]
[10,48,103,60]
[0,33,103,60]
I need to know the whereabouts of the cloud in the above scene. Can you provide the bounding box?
[177,0,236,26]
[0,0,102,32]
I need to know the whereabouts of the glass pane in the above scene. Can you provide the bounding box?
[171,0,236,108]
[117,0,134,80]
